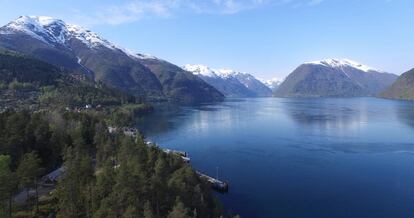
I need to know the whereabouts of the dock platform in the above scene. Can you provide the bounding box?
[196,171,229,193]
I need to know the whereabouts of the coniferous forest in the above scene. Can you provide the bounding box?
[0,110,226,217]
[0,50,232,217]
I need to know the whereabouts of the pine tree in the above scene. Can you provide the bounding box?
[0,155,16,218]
[122,205,138,218]
[16,152,43,214]
[56,147,94,218]
[143,200,154,218]
[167,197,191,218]
[154,155,168,178]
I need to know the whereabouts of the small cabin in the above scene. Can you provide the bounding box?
[40,167,65,187]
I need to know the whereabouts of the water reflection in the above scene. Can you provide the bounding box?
[396,100,414,128]
[136,98,263,137]
[279,98,414,154]
[135,103,187,136]
[282,98,371,130]
[136,97,414,218]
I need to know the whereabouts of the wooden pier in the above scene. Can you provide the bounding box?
[196,171,229,193]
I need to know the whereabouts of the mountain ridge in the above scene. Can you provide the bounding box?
[304,58,384,73]
[183,64,272,97]
[260,77,284,92]
[275,58,398,97]
[0,15,224,103]
[381,68,414,100]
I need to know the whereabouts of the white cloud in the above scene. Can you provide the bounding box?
[78,0,325,26]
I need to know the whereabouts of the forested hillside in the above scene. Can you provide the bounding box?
[0,49,230,217]
[0,50,142,110]
[0,110,225,217]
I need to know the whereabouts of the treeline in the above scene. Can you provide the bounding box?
[39,81,144,108]
[109,103,154,127]
[0,50,61,87]
[0,110,65,170]
[0,110,226,217]
[0,79,36,90]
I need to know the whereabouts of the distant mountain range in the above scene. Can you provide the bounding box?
[183,64,272,97]
[0,16,223,103]
[381,68,414,100]
[275,59,398,97]
[1,16,407,102]
[260,78,283,92]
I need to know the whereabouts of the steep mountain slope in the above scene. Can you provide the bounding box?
[0,50,140,109]
[229,70,272,97]
[275,59,398,97]
[184,64,272,97]
[0,16,223,103]
[381,68,414,100]
[0,49,61,86]
[136,58,224,103]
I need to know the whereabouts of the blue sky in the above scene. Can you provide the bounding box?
[0,0,413,79]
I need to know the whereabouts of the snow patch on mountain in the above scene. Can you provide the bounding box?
[1,16,117,51]
[260,77,284,89]
[0,16,54,44]
[183,64,254,79]
[184,64,272,97]
[216,69,239,78]
[0,15,162,62]
[132,53,158,60]
[120,48,158,60]
[183,64,219,78]
[305,58,381,73]
[66,24,116,50]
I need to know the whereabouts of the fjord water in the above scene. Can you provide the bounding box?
[136,98,414,218]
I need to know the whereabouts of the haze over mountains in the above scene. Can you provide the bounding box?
[275,59,398,97]
[0,16,223,103]
[184,64,272,97]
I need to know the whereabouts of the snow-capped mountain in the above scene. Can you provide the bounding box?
[183,64,219,78]
[305,58,382,73]
[183,64,272,97]
[261,78,284,91]
[275,58,398,97]
[0,16,155,59]
[0,16,224,103]
[0,16,116,49]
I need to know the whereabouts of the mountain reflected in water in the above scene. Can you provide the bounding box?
[137,97,414,218]
[396,101,414,128]
[282,98,366,129]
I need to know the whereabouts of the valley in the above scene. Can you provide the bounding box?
[1,4,414,218]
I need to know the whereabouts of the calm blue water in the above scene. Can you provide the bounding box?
[136,97,414,218]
